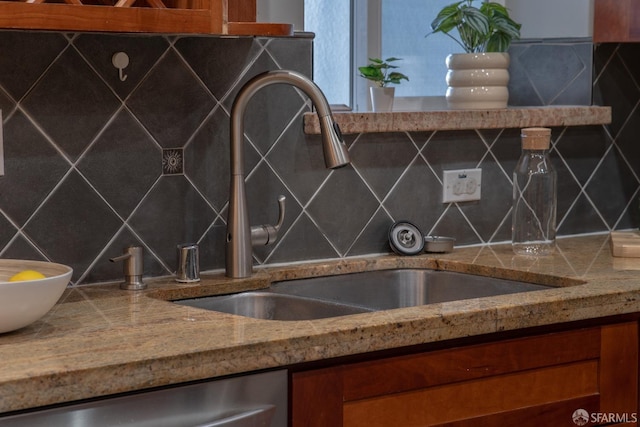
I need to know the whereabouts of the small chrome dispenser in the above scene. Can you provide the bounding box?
[110,245,146,290]
[176,243,200,283]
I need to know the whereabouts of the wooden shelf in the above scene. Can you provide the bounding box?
[0,0,293,35]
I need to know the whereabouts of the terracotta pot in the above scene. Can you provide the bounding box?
[445,52,510,109]
[370,86,395,112]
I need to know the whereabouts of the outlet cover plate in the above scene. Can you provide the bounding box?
[442,168,482,203]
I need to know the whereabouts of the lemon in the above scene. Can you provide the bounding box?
[9,269,46,282]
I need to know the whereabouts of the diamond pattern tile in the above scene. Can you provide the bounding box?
[263,37,313,77]
[129,175,217,268]
[23,171,123,282]
[0,111,70,226]
[22,48,121,160]
[593,45,640,138]
[127,50,215,148]
[74,33,170,100]
[245,161,304,263]
[307,166,379,255]
[614,107,640,178]
[0,31,68,102]
[267,214,339,263]
[0,214,18,250]
[175,36,263,102]
[347,208,394,256]
[555,125,612,185]
[84,226,168,283]
[350,132,419,200]
[383,159,445,236]
[422,130,489,174]
[78,110,161,218]
[553,156,583,230]
[559,193,608,235]
[0,32,635,285]
[432,206,482,246]
[244,83,307,155]
[462,157,512,242]
[2,235,47,262]
[0,86,16,118]
[265,118,336,205]
[198,220,227,272]
[585,148,637,228]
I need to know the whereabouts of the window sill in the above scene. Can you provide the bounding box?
[303,106,612,135]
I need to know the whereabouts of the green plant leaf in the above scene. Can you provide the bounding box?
[358,58,408,86]
[427,0,520,53]
[430,1,465,34]
[387,72,409,84]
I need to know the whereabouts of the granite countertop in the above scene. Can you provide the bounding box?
[303,106,612,134]
[1,233,640,414]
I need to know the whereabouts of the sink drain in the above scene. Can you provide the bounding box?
[389,221,425,255]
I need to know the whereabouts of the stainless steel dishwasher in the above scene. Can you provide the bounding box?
[0,369,287,427]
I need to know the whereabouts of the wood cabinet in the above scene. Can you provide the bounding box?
[292,322,639,426]
[594,0,640,42]
[0,0,292,36]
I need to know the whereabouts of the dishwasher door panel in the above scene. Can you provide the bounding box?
[0,369,287,427]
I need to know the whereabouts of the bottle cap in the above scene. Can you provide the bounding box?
[521,127,551,150]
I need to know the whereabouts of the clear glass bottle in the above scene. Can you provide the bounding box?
[512,127,557,255]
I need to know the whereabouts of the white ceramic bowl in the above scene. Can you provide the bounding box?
[0,260,73,333]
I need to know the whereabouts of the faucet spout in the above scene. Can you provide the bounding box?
[226,70,350,278]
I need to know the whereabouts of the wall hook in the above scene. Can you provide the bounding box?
[112,52,130,82]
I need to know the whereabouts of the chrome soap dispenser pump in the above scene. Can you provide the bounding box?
[110,245,146,290]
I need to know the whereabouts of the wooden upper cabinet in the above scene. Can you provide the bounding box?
[0,0,293,36]
[594,0,640,42]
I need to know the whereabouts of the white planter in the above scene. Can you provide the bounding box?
[370,86,395,112]
[445,52,510,110]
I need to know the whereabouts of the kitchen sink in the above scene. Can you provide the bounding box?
[269,269,551,310]
[173,269,552,321]
[174,291,373,321]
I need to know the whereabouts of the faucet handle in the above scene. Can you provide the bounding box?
[251,195,286,246]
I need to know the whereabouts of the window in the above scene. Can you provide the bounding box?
[303,1,351,107]
[304,0,464,110]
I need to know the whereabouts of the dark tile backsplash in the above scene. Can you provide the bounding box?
[0,31,635,285]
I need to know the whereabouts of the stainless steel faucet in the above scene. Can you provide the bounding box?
[226,70,351,278]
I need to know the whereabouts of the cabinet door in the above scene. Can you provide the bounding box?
[291,322,638,427]
[0,0,292,35]
[594,0,640,42]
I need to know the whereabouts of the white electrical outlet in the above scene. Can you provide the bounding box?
[442,168,482,203]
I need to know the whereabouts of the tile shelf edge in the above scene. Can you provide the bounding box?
[303,106,612,135]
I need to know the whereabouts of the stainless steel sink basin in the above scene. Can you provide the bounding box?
[174,292,373,321]
[270,269,551,310]
[173,269,552,321]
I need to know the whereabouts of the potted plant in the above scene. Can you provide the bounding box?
[358,57,409,112]
[427,0,521,109]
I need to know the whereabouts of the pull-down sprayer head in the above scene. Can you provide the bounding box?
[317,115,350,169]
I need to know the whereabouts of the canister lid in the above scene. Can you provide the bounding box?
[521,127,551,150]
